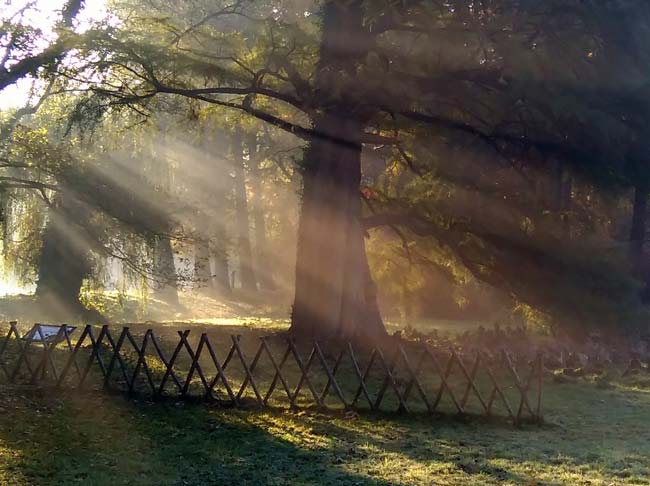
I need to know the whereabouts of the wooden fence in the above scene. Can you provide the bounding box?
[0,322,543,424]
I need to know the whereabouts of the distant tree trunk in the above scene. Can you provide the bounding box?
[630,182,650,303]
[0,188,8,243]
[153,234,179,305]
[35,194,91,317]
[232,128,258,291]
[196,129,231,295]
[290,0,385,339]
[193,228,230,295]
[247,133,276,291]
[211,237,231,293]
[193,235,212,292]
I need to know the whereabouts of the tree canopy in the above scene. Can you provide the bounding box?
[2,0,650,336]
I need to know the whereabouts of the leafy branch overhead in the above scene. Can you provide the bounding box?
[1,0,650,334]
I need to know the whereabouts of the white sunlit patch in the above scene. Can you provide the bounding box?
[0,280,31,296]
[0,0,112,109]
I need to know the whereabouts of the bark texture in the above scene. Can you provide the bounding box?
[35,194,91,317]
[290,0,386,339]
[153,234,179,306]
[211,240,231,293]
[193,236,212,291]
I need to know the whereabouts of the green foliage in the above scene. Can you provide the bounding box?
[3,0,650,334]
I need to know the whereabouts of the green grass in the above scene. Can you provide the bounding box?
[0,293,488,337]
[1,319,649,485]
[1,372,650,485]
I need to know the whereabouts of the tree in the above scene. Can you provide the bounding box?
[290,0,386,338]
[231,127,258,291]
[34,191,92,317]
[0,0,85,91]
[4,0,650,336]
[247,130,276,291]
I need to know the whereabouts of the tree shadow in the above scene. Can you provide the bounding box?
[317,385,650,485]
[0,388,395,485]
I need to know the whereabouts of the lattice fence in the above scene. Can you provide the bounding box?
[0,322,544,424]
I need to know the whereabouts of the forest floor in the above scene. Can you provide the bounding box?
[0,291,487,335]
[0,313,649,485]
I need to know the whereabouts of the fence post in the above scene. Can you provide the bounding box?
[0,323,545,425]
[536,352,544,425]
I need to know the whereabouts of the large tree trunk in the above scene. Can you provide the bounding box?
[35,194,92,317]
[290,0,385,339]
[232,128,258,291]
[291,116,384,339]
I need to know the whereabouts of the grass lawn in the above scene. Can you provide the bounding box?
[1,362,650,485]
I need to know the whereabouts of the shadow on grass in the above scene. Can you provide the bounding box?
[0,388,396,485]
[317,381,650,485]
[2,322,650,485]
[2,383,650,485]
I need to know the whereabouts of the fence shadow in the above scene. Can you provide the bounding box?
[0,387,401,485]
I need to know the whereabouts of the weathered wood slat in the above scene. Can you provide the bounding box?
[536,353,544,423]
[158,330,189,395]
[398,344,431,412]
[455,350,488,413]
[78,326,109,387]
[426,347,463,414]
[287,340,322,408]
[481,352,516,420]
[261,338,293,405]
[126,329,157,395]
[9,322,35,382]
[503,351,535,422]
[318,347,345,403]
[351,347,378,409]
[236,340,264,401]
[348,343,374,410]
[0,324,16,380]
[204,335,238,405]
[181,333,210,396]
[103,327,131,390]
[401,348,428,403]
[230,335,263,405]
[374,348,409,412]
[313,341,347,408]
[30,325,61,382]
[150,330,183,393]
[57,325,91,387]
[61,325,82,380]
[0,323,543,423]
